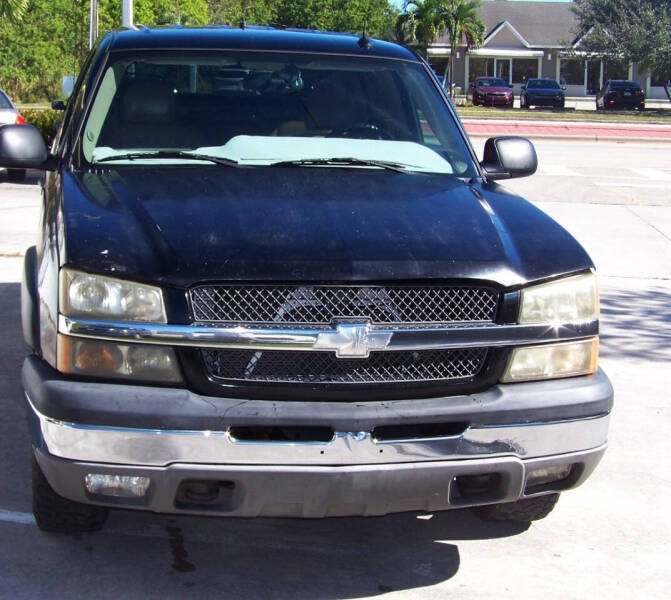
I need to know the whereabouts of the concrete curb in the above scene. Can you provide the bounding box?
[467,133,671,143]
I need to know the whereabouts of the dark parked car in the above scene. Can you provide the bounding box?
[0,27,611,533]
[520,78,565,109]
[596,80,645,111]
[467,77,514,107]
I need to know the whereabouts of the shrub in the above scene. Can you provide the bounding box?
[20,109,61,147]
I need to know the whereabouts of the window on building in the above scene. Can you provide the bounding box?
[512,59,537,84]
[469,57,494,81]
[651,71,670,87]
[560,58,585,85]
[497,60,510,83]
[603,59,628,83]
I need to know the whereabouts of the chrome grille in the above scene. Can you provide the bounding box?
[190,285,498,325]
[202,348,488,384]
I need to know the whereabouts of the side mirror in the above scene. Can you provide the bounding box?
[0,125,54,170]
[561,85,567,91]
[480,136,537,180]
[51,100,66,111]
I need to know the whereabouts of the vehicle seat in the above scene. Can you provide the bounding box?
[117,80,204,149]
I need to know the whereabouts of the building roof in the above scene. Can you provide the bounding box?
[435,0,578,48]
[106,26,418,61]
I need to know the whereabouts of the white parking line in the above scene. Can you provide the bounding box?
[0,508,35,525]
[630,168,671,181]
[594,182,671,189]
[539,165,581,177]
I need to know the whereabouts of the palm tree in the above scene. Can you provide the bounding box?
[395,1,441,55]
[397,1,485,97]
[437,0,485,97]
[0,0,28,22]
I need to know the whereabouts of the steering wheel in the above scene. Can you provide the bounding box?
[327,123,394,141]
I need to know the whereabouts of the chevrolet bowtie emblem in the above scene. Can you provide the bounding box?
[313,322,392,358]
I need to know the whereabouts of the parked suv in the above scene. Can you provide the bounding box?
[520,78,566,109]
[0,27,612,533]
[596,80,645,111]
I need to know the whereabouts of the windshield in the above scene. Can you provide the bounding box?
[81,51,476,176]
[527,79,559,89]
[477,78,507,88]
[611,80,640,89]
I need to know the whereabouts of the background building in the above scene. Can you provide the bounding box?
[428,0,668,99]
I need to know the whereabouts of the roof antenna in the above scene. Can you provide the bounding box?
[240,0,247,29]
[358,19,372,49]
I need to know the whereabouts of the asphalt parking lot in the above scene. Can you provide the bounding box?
[0,139,670,598]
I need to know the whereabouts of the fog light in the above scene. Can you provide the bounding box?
[85,474,150,498]
[526,464,573,489]
[501,338,598,383]
[57,334,182,382]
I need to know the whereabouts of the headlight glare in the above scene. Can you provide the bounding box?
[520,273,598,324]
[61,268,166,323]
[501,338,598,383]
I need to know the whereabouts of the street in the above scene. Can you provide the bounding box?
[0,138,670,598]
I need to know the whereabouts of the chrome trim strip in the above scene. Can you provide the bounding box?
[28,395,609,467]
[59,315,598,351]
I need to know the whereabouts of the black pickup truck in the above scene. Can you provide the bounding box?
[0,27,612,533]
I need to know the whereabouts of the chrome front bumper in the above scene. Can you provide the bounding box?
[28,396,609,518]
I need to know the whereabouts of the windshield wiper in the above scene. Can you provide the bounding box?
[269,157,418,174]
[95,151,241,167]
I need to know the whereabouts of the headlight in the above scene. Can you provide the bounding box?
[57,335,182,382]
[60,268,166,323]
[520,273,598,324]
[501,338,598,383]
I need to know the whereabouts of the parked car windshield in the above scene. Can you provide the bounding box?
[81,51,476,177]
[611,80,640,89]
[477,78,507,88]
[527,79,560,89]
[0,91,13,109]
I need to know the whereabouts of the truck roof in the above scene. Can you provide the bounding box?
[106,26,418,62]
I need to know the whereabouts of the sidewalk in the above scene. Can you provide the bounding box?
[463,118,671,142]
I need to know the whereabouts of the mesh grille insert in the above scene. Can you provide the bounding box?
[202,348,488,384]
[190,285,498,325]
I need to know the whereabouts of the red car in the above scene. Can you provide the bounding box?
[467,77,514,108]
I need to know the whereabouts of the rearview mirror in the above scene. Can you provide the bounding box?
[0,125,54,170]
[480,136,537,180]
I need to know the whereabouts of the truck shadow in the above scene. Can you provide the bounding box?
[58,508,529,598]
[0,169,43,186]
[599,284,671,363]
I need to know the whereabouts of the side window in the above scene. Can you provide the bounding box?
[51,47,98,155]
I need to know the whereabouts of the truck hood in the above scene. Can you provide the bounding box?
[61,167,592,289]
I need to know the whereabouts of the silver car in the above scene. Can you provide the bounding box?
[0,88,27,181]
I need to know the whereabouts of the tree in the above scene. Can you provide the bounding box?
[438,0,484,97]
[396,0,484,96]
[395,1,441,55]
[0,0,28,22]
[572,0,671,101]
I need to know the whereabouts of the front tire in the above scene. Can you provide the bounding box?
[472,493,559,523]
[32,455,108,533]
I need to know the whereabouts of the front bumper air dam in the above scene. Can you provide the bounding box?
[26,400,611,518]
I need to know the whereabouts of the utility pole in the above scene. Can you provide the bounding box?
[122,0,134,28]
[89,0,98,49]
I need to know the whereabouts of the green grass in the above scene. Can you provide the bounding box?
[457,105,671,123]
